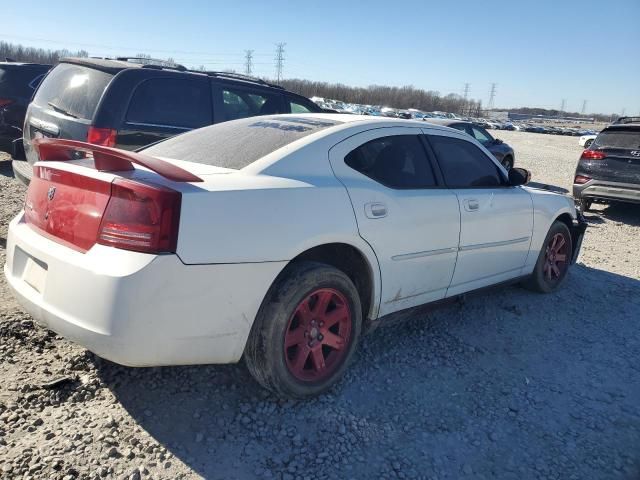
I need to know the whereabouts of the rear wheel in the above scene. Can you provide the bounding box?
[524,221,573,293]
[244,261,362,398]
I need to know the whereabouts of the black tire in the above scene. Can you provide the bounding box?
[577,197,592,212]
[524,221,573,293]
[245,261,362,399]
[501,156,513,170]
[584,139,593,148]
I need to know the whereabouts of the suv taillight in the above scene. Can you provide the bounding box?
[98,179,181,254]
[87,126,117,147]
[580,150,606,160]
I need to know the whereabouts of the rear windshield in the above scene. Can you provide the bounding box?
[0,66,48,98]
[142,115,341,169]
[32,63,112,120]
[594,129,640,150]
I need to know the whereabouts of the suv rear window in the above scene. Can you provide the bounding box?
[32,63,112,120]
[593,129,640,150]
[143,115,340,169]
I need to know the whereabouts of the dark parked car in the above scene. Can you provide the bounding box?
[0,61,51,153]
[12,57,323,184]
[425,118,516,169]
[573,117,640,212]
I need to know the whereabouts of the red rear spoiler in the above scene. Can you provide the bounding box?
[33,138,203,183]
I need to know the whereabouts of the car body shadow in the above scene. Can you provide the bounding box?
[0,158,15,178]
[92,264,640,479]
[598,203,640,226]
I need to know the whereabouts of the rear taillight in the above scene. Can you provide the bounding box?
[580,150,606,160]
[98,179,181,254]
[574,175,591,184]
[87,127,117,147]
[0,98,14,108]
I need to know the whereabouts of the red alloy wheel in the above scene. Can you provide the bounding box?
[284,288,353,382]
[543,233,569,281]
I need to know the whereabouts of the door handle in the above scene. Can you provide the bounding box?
[464,199,480,212]
[364,202,388,219]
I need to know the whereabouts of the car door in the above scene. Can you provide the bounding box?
[116,76,212,150]
[424,130,533,296]
[329,127,461,316]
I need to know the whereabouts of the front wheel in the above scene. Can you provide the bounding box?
[584,139,593,148]
[524,221,573,293]
[244,261,362,398]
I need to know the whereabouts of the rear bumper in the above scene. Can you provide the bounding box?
[4,213,286,366]
[573,180,640,204]
[11,159,32,186]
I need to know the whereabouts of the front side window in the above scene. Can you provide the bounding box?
[345,135,437,189]
[126,78,210,128]
[221,87,283,121]
[290,100,313,113]
[428,134,504,188]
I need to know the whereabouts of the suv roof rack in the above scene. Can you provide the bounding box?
[116,57,188,71]
[202,71,284,89]
[613,116,640,125]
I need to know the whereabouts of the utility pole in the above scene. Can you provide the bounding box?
[581,100,587,115]
[487,83,496,111]
[275,43,286,82]
[244,50,254,76]
[463,83,470,115]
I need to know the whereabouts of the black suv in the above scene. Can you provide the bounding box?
[573,117,640,212]
[12,57,322,184]
[0,61,51,153]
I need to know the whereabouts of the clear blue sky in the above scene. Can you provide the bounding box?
[2,0,639,115]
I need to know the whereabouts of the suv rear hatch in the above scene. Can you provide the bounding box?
[24,63,114,168]
[581,126,640,184]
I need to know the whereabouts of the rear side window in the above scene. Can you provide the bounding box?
[143,115,340,169]
[0,66,48,97]
[345,135,437,189]
[428,134,504,188]
[32,63,112,120]
[220,86,284,121]
[126,78,211,128]
[593,129,640,150]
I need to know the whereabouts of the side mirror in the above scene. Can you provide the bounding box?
[508,167,530,186]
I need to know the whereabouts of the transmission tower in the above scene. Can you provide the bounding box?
[560,99,566,114]
[462,83,470,115]
[581,100,587,115]
[275,43,286,82]
[488,83,497,110]
[244,50,254,76]
[463,83,470,100]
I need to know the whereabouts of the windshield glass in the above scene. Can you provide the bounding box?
[594,129,640,150]
[143,115,341,169]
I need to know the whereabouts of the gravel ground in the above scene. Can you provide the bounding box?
[1,132,639,480]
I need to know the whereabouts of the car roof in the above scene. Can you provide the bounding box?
[60,57,285,89]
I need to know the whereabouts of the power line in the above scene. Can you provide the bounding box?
[244,49,254,76]
[275,43,286,82]
[488,83,497,110]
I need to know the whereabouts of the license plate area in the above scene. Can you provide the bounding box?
[13,246,48,294]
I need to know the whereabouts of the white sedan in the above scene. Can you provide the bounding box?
[4,114,587,398]
[579,134,597,148]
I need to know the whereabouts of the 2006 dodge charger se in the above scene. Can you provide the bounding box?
[4,114,587,398]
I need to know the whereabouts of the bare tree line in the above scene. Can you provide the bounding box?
[0,41,88,65]
[279,78,483,115]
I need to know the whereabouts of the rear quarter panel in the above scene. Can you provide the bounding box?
[523,187,576,272]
